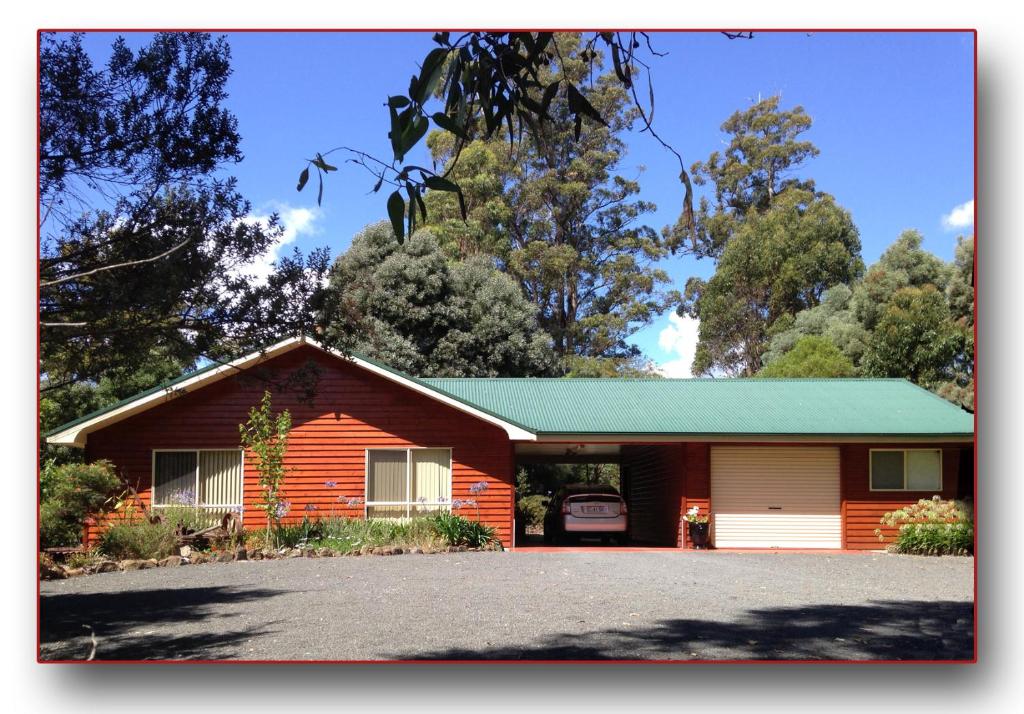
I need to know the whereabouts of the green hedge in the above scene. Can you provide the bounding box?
[891,522,974,556]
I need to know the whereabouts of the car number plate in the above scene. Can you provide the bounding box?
[582,505,609,514]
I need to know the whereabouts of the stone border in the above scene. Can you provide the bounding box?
[40,543,501,580]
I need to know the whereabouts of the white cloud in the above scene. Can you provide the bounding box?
[941,199,974,231]
[235,204,321,283]
[655,312,700,378]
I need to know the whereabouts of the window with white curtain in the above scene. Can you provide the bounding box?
[153,450,244,516]
[365,448,452,518]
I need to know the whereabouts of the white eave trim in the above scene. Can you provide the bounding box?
[46,336,537,447]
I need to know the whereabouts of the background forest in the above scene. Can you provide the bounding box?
[39,32,975,477]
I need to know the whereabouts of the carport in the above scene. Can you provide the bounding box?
[513,442,686,548]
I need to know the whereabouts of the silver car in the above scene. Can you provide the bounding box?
[543,484,629,545]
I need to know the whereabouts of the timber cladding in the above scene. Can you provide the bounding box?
[85,345,516,546]
[839,444,963,551]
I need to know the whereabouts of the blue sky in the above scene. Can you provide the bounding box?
[78,31,975,374]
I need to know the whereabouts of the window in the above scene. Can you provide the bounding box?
[365,448,452,518]
[153,450,244,516]
[869,449,942,492]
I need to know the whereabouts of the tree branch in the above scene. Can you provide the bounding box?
[41,238,192,287]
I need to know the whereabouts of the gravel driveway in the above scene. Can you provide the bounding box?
[39,551,974,661]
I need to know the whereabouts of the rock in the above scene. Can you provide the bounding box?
[302,547,316,558]
[179,545,192,558]
[64,567,86,578]
[235,547,248,561]
[409,547,422,554]
[359,546,371,556]
[190,552,209,564]
[215,550,235,563]
[40,561,67,580]
[95,560,120,573]
[287,548,303,558]
[158,556,182,567]
[316,547,333,557]
[249,550,263,560]
[120,559,157,570]
[370,547,384,556]
[391,547,403,555]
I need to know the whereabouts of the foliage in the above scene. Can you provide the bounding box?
[98,519,178,560]
[323,222,555,376]
[39,460,120,549]
[419,35,681,375]
[761,284,870,368]
[299,31,697,241]
[861,285,965,388]
[430,512,497,548]
[238,391,292,547]
[516,495,550,527]
[684,505,709,524]
[690,95,820,259]
[758,336,856,378]
[257,514,495,552]
[876,496,973,556]
[764,231,975,408]
[39,32,330,406]
[682,187,863,375]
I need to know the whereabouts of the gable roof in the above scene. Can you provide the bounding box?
[45,336,536,447]
[421,377,974,440]
[46,336,974,447]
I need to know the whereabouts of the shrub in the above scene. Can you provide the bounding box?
[516,495,549,527]
[99,519,178,560]
[431,512,496,548]
[39,460,120,549]
[876,496,974,556]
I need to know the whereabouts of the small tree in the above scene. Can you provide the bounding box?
[239,391,291,548]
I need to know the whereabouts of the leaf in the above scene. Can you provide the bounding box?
[317,173,324,207]
[411,47,449,104]
[296,166,309,192]
[313,153,337,172]
[372,176,384,193]
[431,112,469,140]
[566,83,607,125]
[388,95,410,109]
[387,190,405,242]
[433,31,450,46]
[398,113,430,159]
[424,176,459,192]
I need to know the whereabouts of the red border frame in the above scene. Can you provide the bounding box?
[34,26,974,663]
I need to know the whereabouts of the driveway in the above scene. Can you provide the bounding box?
[39,551,974,661]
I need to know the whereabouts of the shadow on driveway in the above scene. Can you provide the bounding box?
[40,586,285,661]
[389,600,975,661]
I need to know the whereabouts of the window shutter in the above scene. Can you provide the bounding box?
[412,449,451,510]
[199,450,243,507]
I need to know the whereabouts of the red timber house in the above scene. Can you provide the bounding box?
[46,335,975,551]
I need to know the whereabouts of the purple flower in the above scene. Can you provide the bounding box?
[469,481,489,495]
[169,488,196,506]
[451,499,464,509]
[346,497,364,507]
[324,481,337,488]
[304,503,317,512]
[417,496,427,503]
[274,501,291,519]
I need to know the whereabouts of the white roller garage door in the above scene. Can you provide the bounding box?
[710,446,841,549]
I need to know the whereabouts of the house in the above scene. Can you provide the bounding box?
[46,336,975,550]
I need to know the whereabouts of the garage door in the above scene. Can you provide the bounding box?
[710,446,841,548]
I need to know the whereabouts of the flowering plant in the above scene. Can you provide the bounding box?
[684,505,709,524]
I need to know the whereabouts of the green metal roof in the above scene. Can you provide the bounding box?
[421,377,974,437]
[47,334,974,440]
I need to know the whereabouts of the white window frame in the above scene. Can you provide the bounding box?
[364,447,453,519]
[152,448,245,518]
[868,448,943,492]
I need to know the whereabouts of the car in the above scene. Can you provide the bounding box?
[543,483,629,545]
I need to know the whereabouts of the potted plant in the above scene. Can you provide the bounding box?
[684,506,711,549]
